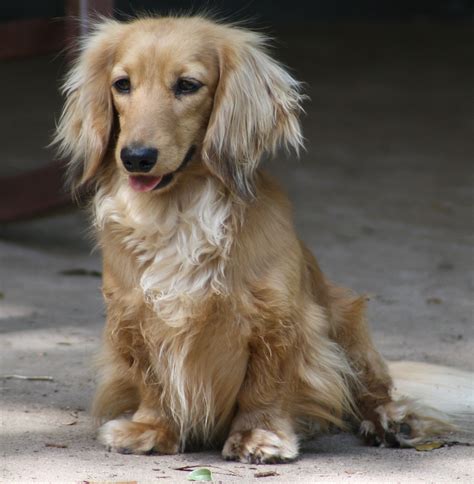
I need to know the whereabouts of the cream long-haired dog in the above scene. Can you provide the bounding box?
[54,16,470,463]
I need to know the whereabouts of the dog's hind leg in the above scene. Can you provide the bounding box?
[302,245,395,443]
[327,284,452,446]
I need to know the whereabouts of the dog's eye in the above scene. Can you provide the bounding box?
[175,78,202,96]
[113,77,131,93]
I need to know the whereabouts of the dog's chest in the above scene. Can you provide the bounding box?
[96,182,234,325]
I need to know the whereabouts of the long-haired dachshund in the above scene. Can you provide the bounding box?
[55,16,456,462]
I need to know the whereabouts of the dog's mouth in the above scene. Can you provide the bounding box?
[128,145,196,193]
[129,173,171,192]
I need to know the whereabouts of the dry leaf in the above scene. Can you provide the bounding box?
[79,482,137,484]
[255,471,279,478]
[426,297,442,305]
[45,442,68,448]
[62,420,78,426]
[415,441,444,451]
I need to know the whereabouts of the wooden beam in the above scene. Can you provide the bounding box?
[0,1,115,222]
[0,18,67,60]
[0,161,72,223]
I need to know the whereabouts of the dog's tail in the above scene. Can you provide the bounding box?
[389,361,474,437]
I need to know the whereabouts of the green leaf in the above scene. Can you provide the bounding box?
[187,468,212,481]
[415,441,444,451]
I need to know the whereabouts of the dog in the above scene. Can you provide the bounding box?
[54,15,457,462]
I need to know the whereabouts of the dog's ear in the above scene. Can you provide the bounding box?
[202,29,305,200]
[54,20,123,191]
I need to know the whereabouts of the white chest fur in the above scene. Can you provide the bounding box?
[94,177,235,326]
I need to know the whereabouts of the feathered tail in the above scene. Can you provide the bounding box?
[389,361,474,439]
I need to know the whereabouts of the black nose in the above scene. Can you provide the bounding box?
[121,146,158,173]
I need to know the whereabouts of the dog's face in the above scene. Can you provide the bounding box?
[110,27,219,192]
[55,17,304,199]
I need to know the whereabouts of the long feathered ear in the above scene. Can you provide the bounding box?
[202,28,305,201]
[53,20,123,191]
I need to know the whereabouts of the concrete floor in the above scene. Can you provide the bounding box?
[1,22,473,482]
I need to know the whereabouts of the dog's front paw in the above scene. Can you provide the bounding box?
[98,418,179,455]
[222,429,298,464]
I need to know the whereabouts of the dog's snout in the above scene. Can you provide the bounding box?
[121,146,159,173]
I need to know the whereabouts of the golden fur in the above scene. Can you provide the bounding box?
[55,16,451,462]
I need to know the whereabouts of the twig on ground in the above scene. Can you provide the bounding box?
[1,374,54,381]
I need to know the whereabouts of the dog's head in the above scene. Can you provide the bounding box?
[55,16,304,200]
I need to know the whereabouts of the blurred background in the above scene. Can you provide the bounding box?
[1,0,472,361]
[0,0,472,360]
[0,2,473,481]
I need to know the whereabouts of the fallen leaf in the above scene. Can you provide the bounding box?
[45,443,68,448]
[415,441,444,451]
[255,471,279,478]
[361,225,375,235]
[174,464,240,477]
[187,468,212,481]
[426,297,442,305]
[437,261,454,271]
[440,333,463,343]
[431,201,454,214]
[59,268,102,277]
[79,482,137,484]
[62,420,78,426]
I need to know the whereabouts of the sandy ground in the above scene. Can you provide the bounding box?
[1,23,473,483]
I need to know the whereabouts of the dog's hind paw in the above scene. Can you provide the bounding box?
[360,398,453,448]
[98,418,179,455]
[222,429,298,464]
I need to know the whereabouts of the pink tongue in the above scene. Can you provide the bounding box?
[129,175,162,192]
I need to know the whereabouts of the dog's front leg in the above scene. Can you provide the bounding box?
[99,392,180,455]
[222,341,299,463]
